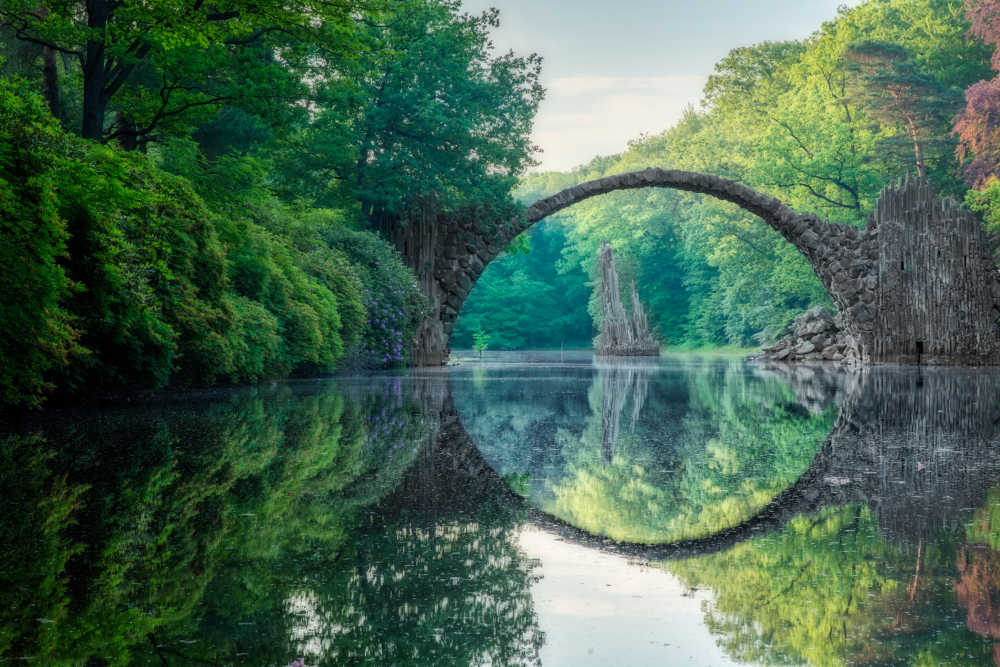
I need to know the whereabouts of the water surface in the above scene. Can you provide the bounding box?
[3,352,1000,665]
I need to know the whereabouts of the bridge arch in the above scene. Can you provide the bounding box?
[418,168,876,365]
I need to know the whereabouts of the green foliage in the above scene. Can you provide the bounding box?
[453,221,593,350]
[0,77,80,406]
[0,78,423,405]
[967,181,1000,260]
[1,0,545,400]
[0,0,357,143]
[322,226,427,368]
[472,328,490,357]
[279,0,543,227]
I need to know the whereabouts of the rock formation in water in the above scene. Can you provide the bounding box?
[595,243,659,356]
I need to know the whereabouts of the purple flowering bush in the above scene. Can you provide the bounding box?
[323,228,427,368]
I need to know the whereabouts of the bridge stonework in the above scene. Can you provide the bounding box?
[408,169,1000,366]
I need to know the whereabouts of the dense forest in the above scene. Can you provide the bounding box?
[0,0,541,408]
[11,0,1000,403]
[455,0,1000,350]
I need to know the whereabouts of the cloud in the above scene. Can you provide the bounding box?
[531,75,707,172]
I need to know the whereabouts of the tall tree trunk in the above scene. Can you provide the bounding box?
[36,5,60,118]
[906,115,926,179]
[42,46,59,117]
[81,0,110,141]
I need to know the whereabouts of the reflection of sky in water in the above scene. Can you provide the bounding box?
[519,526,738,666]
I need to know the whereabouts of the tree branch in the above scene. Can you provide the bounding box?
[3,19,83,56]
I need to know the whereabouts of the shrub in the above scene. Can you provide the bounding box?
[0,77,80,406]
[323,227,427,368]
[0,79,425,407]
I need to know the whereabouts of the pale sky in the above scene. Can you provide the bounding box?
[518,526,738,665]
[461,0,860,172]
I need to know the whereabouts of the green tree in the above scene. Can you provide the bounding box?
[277,0,543,258]
[844,40,958,179]
[0,0,358,143]
[473,327,490,358]
[507,0,988,350]
[0,76,80,406]
[453,220,593,350]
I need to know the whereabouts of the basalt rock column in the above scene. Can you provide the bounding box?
[760,179,1000,365]
[870,178,1000,364]
[595,243,659,356]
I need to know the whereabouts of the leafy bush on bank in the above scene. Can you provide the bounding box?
[0,77,423,408]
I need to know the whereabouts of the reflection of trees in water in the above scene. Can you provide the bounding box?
[956,488,1000,665]
[662,366,1000,667]
[667,503,994,666]
[448,363,1000,665]
[540,359,834,544]
[450,363,593,497]
[312,507,542,665]
[0,377,545,666]
[956,544,1000,664]
[0,381,437,665]
[320,396,544,665]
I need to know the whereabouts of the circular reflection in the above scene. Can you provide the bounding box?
[450,352,840,544]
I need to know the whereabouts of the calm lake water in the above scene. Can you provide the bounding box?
[4,351,1000,665]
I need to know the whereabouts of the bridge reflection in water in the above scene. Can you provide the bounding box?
[393,356,1000,664]
[433,360,1000,554]
[7,356,1000,664]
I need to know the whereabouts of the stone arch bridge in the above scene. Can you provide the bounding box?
[412,169,1000,366]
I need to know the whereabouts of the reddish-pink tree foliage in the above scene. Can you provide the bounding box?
[956,79,1000,187]
[966,0,1000,65]
[957,1,1000,186]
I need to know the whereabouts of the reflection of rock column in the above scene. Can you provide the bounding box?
[630,367,649,432]
[835,368,1000,545]
[756,363,1000,544]
[598,360,651,465]
[440,363,1000,566]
